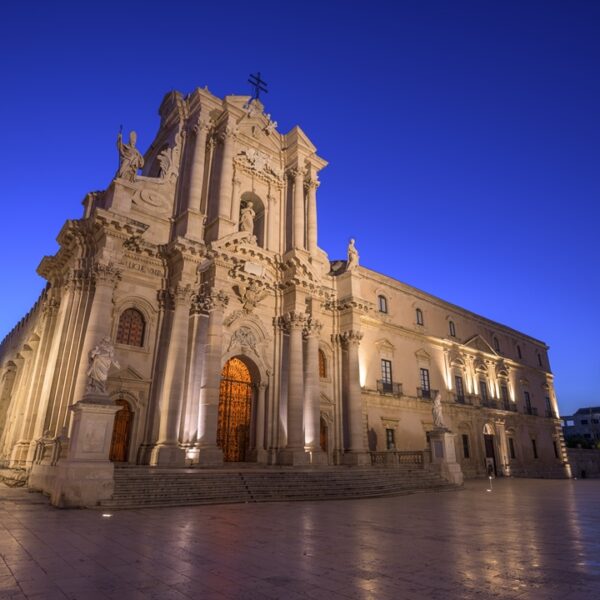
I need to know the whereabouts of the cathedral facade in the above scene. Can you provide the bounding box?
[0,87,569,479]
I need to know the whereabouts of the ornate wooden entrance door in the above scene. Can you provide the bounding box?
[109,399,132,462]
[218,358,253,462]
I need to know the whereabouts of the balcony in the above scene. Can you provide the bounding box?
[453,393,473,405]
[524,406,538,416]
[377,380,403,396]
[417,387,438,400]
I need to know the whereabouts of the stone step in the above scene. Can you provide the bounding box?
[101,466,457,509]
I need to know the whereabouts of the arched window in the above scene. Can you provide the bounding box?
[378,295,388,314]
[416,308,424,326]
[318,349,327,379]
[116,308,145,347]
[517,344,522,359]
[449,321,456,337]
[493,336,500,352]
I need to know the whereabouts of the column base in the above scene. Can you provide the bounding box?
[9,442,30,467]
[248,448,269,465]
[306,449,329,466]
[277,448,309,466]
[149,444,186,467]
[342,451,371,466]
[195,446,224,467]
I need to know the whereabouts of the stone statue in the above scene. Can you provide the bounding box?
[432,391,446,429]
[116,129,144,182]
[240,201,255,233]
[347,238,359,271]
[86,337,120,394]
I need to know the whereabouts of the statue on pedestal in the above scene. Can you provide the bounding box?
[347,238,359,271]
[240,201,255,233]
[432,391,446,429]
[116,129,144,182]
[86,337,120,394]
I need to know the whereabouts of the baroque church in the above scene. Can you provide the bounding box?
[0,86,569,485]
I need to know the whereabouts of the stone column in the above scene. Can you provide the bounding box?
[495,420,510,476]
[230,171,242,225]
[218,125,237,219]
[304,318,326,464]
[305,177,319,254]
[197,289,229,465]
[72,264,120,409]
[278,311,309,465]
[341,330,370,465]
[150,285,193,466]
[188,116,211,212]
[292,168,305,249]
[255,382,268,463]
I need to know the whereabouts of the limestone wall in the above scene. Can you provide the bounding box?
[567,448,600,478]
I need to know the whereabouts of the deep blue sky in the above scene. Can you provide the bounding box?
[1,1,598,416]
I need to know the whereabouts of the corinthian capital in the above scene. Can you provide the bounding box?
[93,262,121,286]
[278,311,308,332]
[304,318,323,338]
[198,289,230,313]
[332,330,363,347]
[218,124,239,143]
[304,177,320,191]
[193,114,213,136]
[171,284,194,306]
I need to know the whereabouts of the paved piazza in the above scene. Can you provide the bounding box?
[0,479,598,599]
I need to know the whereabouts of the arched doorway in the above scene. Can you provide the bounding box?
[320,416,328,453]
[483,423,497,476]
[218,357,253,462]
[110,399,133,462]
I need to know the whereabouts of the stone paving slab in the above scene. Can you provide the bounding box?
[0,479,599,599]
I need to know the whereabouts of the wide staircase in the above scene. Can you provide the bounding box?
[101,465,458,509]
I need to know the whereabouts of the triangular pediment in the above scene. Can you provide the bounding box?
[463,335,498,355]
[375,338,394,352]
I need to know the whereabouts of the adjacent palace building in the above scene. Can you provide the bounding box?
[0,87,569,479]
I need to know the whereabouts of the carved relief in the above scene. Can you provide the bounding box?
[227,326,258,356]
[233,280,268,313]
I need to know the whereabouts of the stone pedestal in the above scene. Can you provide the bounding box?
[342,451,371,466]
[428,428,464,485]
[150,444,186,467]
[277,448,309,466]
[195,445,224,466]
[48,394,120,507]
[308,450,329,466]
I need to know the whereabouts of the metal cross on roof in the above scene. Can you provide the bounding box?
[248,72,268,100]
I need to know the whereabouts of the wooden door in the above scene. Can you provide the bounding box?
[218,358,253,462]
[110,399,132,462]
[320,417,328,453]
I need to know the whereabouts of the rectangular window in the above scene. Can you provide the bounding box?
[420,368,430,397]
[508,437,516,459]
[553,441,559,458]
[479,381,489,403]
[592,419,600,425]
[386,428,395,450]
[581,419,589,425]
[500,384,510,409]
[532,439,538,459]
[462,434,470,459]
[449,321,456,337]
[537,353,543,367]
[545,396,553,417]
[381,359,392,384]
[455,375,465,402]
[524,391,532,411]
[378,295,388,313]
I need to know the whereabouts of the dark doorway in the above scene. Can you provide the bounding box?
[484,433,497,476]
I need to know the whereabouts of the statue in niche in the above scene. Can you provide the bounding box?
[346,238,359,271]
[86,337,120,395]
[432,391,446,429]
[116,129,144,182]
[240,201,256,233]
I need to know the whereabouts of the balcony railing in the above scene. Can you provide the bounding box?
[417,388,438,399]
[524,406,538,416]
[370,450,426,467]
[377,380,403,396]
[453,393,474,405]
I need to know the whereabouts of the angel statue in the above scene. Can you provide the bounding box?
[116,128,144,182]
[86,337,120,394]
[346,238,359,271]
[432,391,446,429]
